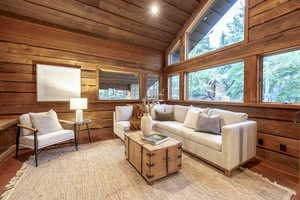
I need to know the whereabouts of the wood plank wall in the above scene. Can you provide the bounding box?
[164,0,300,178]
[0,15,163,154]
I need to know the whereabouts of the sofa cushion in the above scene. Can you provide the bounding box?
[116,121,130,132]
[208,108,248,126]
[19,114,33,136]
[20,129,74,149]
[184,107,208,129]
[29,110,62,135]
[115,106,133,122]
[154,121,183,137]
[182,128,222,151]
[174,105,189,123]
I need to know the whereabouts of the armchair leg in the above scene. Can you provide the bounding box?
[15,127,20,158]
[224,169,232,177]
[86,124,92,143]
[34,146,38,167]
[74,125,78,151]
[34,132,38,167]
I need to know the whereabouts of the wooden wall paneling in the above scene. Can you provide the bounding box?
[257,132,299,158]
[0,15,163,154]
[26,0,173,43]
[249,0,300,28]
[0,1,167,51]
[76,0,99,7]
[248,0,265,9]
[244,55,260,104]
[257,147,299,176]
[250,118,300,139]
[0,16,163,66]
[249,9,300,41]
[0,41,162,72]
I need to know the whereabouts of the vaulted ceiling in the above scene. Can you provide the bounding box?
[0,0,204,51]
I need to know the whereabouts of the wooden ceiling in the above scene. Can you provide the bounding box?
[0,0,203,51]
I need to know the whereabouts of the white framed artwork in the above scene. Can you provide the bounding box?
[36,63,81,102]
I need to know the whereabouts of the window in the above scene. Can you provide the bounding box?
[169,44,180,65]
[262,50,300,103]
[187,0,245,59]
[98,70,140,100]
[186,62,244,102]
[147,75,160,100]
[168,75,180,100]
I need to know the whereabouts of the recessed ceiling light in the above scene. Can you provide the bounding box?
[150,4,159,16]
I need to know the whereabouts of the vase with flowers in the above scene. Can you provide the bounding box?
[141,98,158,136]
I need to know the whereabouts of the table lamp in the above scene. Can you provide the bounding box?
[70,98,87,122]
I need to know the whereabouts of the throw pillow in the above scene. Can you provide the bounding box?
[183,107,209,129]
[208,108,248,125]
[130,104,144,130]
[195,113,221,135]
[115,106,133,122]
[173,105,189,123]
[155,110,174,121]
[19,114,33,136]
[29,109,63,135]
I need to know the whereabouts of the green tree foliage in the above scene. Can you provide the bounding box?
[187,0,245,102]
[263,50,300,103]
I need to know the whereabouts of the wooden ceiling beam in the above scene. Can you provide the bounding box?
[162,0,200,14]
[0,0,170,50]
[123,0,190,25]
[98,0,181,34]
[25,0,174,43]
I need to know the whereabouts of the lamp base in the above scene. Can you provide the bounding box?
[75,109,83,123]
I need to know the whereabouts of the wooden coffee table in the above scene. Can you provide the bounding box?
[124,131,182,185]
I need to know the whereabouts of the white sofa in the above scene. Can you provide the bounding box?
[113,104,257,176]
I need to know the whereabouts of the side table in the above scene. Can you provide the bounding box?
[74,120,92,144]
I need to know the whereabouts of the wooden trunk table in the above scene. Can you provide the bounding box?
[125,132,182,185]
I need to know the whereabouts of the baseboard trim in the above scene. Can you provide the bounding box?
[0,145,15,163]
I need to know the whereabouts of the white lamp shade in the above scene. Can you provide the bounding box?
[70,98,87,110]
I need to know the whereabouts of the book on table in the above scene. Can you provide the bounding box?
[142,133,169,145]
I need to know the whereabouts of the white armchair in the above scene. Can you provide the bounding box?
[16,111,78,167]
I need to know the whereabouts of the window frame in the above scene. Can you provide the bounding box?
[168,73,181,100]
[185,0,248,61]
[146,73,161,100]
[184,60,245,103]
[96,69,142,102]
[168,41,181,66]
[259,47,300,106]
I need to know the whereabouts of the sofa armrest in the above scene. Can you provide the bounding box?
[113,112,117,124]
[221,120,257,170]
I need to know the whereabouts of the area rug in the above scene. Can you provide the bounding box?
[1,139,295,200]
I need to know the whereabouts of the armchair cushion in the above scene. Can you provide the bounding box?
[19,114,33,136]
[20,129,74,149]
[29,110,62,135]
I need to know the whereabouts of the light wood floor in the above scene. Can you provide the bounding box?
[0,133,298,200]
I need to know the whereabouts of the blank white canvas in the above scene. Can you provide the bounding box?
[37,64,81,102]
